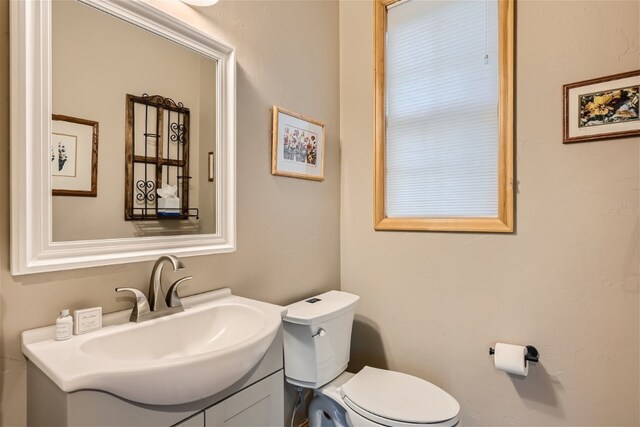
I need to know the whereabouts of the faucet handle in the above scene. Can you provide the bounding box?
[166,276,192,308]
[116,287,151,322]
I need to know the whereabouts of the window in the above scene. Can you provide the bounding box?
[374,0,514,232]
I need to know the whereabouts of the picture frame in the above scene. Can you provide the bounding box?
[51,114,99,196]
[563,70,639,144]
[271,106,325,181]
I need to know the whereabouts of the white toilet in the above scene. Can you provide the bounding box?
[283,290,460,427]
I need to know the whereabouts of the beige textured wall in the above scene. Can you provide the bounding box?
[340,0,639,425]
[0,1,339,425]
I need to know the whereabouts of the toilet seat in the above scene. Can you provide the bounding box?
[340,367,460,426]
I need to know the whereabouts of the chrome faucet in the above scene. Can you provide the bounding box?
[149,254,185,311]
[116,255,192,322]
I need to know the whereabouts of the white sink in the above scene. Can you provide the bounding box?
[22,289,286,405]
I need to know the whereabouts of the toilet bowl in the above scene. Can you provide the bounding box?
[310,369,460,427]
[283,291,460,427]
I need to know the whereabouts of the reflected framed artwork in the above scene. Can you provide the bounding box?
[563,70,639,144]
[51,114,99,196]
[271,106,325,181]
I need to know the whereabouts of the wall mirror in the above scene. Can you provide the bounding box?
[10,0,236,275]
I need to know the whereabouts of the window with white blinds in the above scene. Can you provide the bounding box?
[374,0,513,232]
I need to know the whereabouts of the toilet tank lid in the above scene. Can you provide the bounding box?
[284,291,359,325]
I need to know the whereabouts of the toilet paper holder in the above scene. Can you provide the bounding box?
[489,345,539,363]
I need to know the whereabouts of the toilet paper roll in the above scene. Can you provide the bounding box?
[494,343,528,376]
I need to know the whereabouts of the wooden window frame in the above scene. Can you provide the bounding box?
[374,0,514,233]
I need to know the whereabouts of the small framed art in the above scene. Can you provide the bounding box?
[563,70,639,144]
[271,106,325,181]
[51,114,99,196]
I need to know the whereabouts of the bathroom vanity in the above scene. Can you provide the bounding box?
[26,337,283,426]
[23,289,285,426]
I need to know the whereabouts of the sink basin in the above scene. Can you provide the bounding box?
[22,289,286,405]
[80,303,267,362]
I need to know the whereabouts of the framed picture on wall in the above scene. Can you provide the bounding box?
[51,114,99,196]
[271,106,325,181]
[563,70,639,143]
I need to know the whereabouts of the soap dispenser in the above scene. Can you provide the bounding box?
[55,309,73,341]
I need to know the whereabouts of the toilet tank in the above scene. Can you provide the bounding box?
[283,291,359,389]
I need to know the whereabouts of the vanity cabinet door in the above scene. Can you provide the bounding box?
[174,411,205,427]
[205,370,283,427]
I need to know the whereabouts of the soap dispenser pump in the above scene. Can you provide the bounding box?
[55,309,73,341]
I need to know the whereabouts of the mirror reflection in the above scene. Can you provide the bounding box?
[51,0,216,242]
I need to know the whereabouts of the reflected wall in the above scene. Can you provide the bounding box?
[52,1,217,241]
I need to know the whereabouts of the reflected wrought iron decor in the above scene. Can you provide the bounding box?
[125,93,198,220]
[136,180,156,204]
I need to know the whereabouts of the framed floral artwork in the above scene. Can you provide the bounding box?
[271,106,325,181]
[51,114,99,196]
[563,70,639,143]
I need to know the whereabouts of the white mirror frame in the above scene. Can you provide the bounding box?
[10,0,236,275]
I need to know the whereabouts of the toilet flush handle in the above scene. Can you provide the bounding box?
[312,328,326,338]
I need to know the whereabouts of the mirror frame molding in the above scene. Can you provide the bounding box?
[10,0,236,275]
